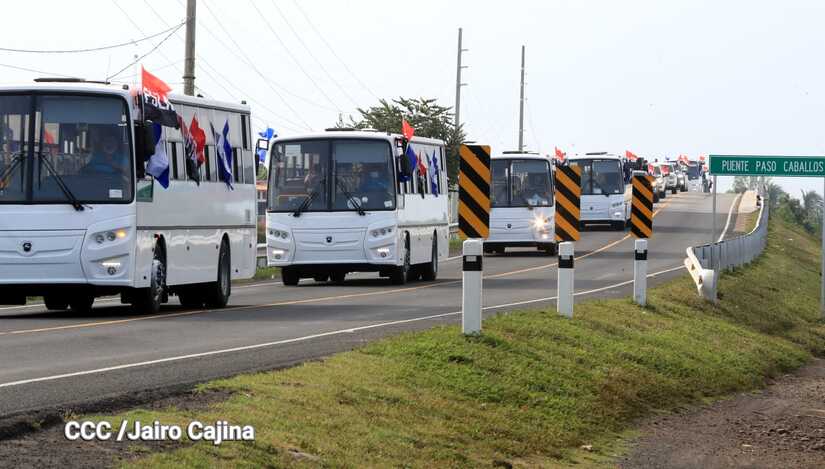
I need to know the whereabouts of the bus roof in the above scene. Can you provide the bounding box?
[0,81,251,114]
[491,152,550,161]
[566,152,622,161]
[273,130,445,146]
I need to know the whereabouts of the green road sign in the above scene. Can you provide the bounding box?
[709,155,825,177]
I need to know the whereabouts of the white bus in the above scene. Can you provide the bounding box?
[265,130,449,285]
[484,151,556,255]
[0,80,257,313]
[566,152,631,230]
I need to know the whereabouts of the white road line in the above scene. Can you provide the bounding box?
[718,193,742,242]
[0,264,685,389]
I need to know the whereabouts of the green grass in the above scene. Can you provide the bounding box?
[98,218,824,468]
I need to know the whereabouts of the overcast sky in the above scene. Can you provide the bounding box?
[2,0,823,195]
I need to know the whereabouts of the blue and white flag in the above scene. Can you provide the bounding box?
[211,120,234,190]
[429,151,440,196]
[258,127,275,140]
[257,127,276,164]
[145,123,170,189]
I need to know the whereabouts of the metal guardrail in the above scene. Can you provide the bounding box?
[684,193,768,301]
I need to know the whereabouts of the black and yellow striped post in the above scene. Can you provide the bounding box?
[458,145,491,240]
[631,174,654,238]
[554,164,581,242]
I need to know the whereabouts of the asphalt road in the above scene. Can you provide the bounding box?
[0,191,736,419]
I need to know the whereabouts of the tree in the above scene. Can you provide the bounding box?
[343,98,465,186]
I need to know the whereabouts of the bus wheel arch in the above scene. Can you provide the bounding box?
[133,236,167,314]
[420,231,438,281]
[205,236,231,308]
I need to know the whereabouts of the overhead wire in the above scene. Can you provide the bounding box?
[199,0,314,129]
[290,0,379,102]
[249,1,343,113]
[266,0,360,109]
[106,22,184,81]
[0,22,185,54]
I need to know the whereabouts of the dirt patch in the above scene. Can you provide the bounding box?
[0,387,233,469]
[620,358,825,469]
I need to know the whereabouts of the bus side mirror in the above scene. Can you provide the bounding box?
[134,123,155,179]
[256,138,269,175]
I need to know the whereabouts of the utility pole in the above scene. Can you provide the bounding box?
[518,45,525,152]
[183,0,197,96]
[454,28,467,130]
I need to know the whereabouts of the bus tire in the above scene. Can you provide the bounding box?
[653,192,660,203]
[314,274,329,282]
[390,236,411,285]
[671,187,677,195]
[420,238,438,281]
[133,243,167,314]
[331,272,346,284]
[282,267,300,286]
[69,294,94,314]
[205,241,231,308]
[541,243,557,256]
[44,294,69,311]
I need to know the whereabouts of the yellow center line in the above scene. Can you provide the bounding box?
[0,197,677,337]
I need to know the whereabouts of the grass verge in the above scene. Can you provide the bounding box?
[97,218,824,468]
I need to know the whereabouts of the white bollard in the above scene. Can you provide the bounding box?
[462,239,484,335]
[557,241,574,318]
[634,239,648,306]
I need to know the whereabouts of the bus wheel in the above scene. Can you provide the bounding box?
[205,241,231,308]
[282,267,300,286]
[331,272,346,284]
[421,238,438,281]
[134,246,166,314]
[314,274,329,283]
[68,294,94,313]
[44,294,69,311]
[541,243,557,256]
[390,238,411,285]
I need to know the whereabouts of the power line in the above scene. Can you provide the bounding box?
[290,0,379,102]
[110,0,185,76]
[106,22,185,81]
[267,0,360,109]
[0,22,185,54]
[249,1,342,113]
[199,0,313,129]
[0,62,75,78]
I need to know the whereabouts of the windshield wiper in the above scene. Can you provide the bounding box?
[336,179,365,216]
[0,152,25,186]
[37,153,85,211]
[293,190,319,217]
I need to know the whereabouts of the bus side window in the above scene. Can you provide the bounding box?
[241,115,249,150]
[203,146,212,182]
[243,150,254,183]
[232,148,240,183]
[169,142,178,180]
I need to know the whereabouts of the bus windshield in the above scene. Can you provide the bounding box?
[576,159,624,195]
[491,158,553,207]
[0,94,132,204]
[687,164,702,179]
[268,138,396,212]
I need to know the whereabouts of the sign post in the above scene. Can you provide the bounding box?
[458,144,491,334]
[554,164,581,317]
[710,154,825,318]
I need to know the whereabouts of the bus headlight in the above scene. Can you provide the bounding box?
[531,216,549,230]
[270,229,289,240]
[611,201,624,208]
[371,226,394,238]
[93,228,128,245]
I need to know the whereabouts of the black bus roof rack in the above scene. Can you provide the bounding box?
[34,77,111,85]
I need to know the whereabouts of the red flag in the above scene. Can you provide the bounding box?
[401,119,415,140]
[190,116,206,166]
[554,146,566,160]
[648,163,654,174]
[417,151,427,174]
[142,66,172,100]
[698,155,706,161]
[625,150,638,161]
